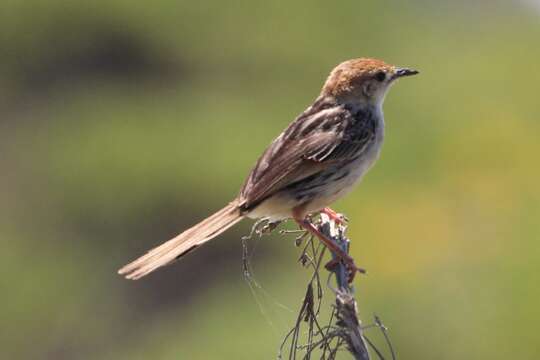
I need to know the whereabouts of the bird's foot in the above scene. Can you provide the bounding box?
[324,256,366,283]
[321,207,349,225]
[294,215,364,283]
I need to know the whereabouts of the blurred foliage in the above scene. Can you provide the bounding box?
[1,0,540,359]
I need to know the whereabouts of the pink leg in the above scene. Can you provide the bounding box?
[321,207,347,225]
[293,216,364,283]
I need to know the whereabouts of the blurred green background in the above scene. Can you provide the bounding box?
[2,0,539,359]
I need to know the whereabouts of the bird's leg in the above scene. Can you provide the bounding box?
[293,217,365,283]
[318,208,351,275]
[320,208,366,278]
[320,207,348,225]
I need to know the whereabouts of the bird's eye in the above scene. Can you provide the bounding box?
[374,71,386,82]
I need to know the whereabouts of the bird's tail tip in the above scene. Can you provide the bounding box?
[118,200,243,280]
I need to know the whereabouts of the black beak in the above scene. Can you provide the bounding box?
[393,67,419,79]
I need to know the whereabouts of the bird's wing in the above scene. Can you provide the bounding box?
[239,102,376,211]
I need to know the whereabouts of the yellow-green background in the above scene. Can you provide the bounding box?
[2,1,539,359]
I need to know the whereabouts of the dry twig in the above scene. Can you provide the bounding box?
[276,213,396,360]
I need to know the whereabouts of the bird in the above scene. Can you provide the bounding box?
[118,58,418,280]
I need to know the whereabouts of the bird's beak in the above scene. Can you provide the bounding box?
[393,67,419,79]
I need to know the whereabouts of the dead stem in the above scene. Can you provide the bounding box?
[239,214,395,359]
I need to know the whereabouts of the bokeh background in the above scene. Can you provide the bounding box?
[2,0,540,359]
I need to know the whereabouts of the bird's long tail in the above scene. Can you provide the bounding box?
[118,200,244,280]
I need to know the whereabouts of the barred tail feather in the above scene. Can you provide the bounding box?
[118,200,243,280]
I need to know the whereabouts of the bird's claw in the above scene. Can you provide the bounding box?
[321,208,349,225]
[324,256,366,283]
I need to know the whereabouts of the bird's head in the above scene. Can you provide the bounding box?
[321,58,418,107]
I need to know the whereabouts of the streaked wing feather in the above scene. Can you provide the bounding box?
[240,101,363,210]
[240,133,337,209]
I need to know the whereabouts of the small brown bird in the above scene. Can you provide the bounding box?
[119,58,418,280]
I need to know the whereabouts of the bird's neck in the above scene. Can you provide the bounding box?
[344,100,383,120]
[317,94,385,125]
